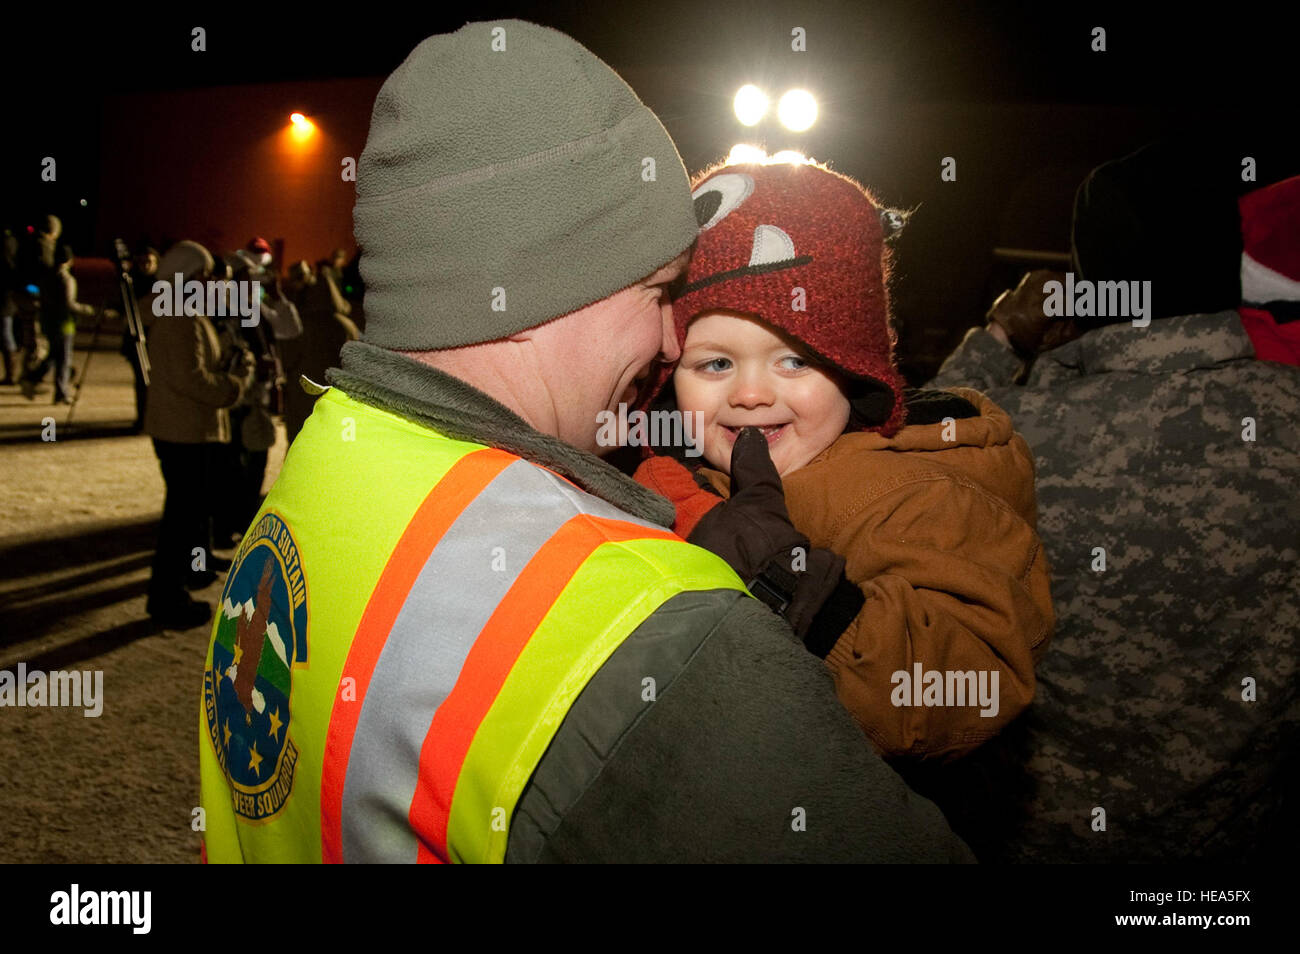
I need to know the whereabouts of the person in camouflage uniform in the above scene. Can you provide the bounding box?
[921,311,1300,861]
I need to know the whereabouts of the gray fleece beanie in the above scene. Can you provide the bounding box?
[354,19,699,350]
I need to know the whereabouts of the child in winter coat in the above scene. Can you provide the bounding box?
[633,160,1054,759]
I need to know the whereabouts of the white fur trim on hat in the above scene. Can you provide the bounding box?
[1241,252,1300,304]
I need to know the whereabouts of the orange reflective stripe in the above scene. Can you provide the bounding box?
[410,515,679,863]
[320,446,515,863]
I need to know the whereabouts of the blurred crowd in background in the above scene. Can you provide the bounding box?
[0,225,361,627]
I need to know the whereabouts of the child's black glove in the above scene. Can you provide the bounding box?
[687,427,864,654]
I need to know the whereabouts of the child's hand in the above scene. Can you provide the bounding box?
[688,428,862,651]
[687,427,806,582]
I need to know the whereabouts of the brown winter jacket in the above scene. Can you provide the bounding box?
[636,387,1054,759]
[143,310,252,444]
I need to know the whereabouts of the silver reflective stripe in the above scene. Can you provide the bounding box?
[534,467,667,534]
[339,460,663,862]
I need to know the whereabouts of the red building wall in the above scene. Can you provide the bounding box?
[97,77,383,268]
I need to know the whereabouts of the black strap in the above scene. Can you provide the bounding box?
[747,559,798,615]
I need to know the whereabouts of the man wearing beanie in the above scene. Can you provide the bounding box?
[199,20,972,864]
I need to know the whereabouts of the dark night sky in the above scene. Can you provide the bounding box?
[24,0,1285,102]
[5,0,1294,378]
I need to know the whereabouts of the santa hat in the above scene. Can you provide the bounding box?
[662,160,907,436]
[1238,175,1300,365]
[1240,175,1300,305]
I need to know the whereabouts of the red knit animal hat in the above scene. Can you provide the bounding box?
[664,160,907,436]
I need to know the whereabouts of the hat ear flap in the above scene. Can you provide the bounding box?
[846,378,897,430]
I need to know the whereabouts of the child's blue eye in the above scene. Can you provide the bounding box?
[699,357,730,373]
[780,355,807,370]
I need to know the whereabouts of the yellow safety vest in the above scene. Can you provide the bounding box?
[199,386,746,862]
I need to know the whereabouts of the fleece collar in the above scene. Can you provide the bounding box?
[325,340,676,528]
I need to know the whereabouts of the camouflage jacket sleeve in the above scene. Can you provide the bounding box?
[918,311,1300,861]
[930,326,1023,392]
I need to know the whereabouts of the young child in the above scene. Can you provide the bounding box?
[633,160,1054,760]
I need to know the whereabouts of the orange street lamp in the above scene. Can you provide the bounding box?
[289,112,316,141]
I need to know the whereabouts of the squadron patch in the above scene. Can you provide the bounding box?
[204,512,309,822]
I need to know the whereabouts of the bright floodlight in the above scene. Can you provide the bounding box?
[290,112,308,126]
[727,143,767,165]
[733,85,768,126]
[769,150,810,165]
[777,90,818,132]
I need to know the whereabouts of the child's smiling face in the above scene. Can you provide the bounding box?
[674,311,851,477]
